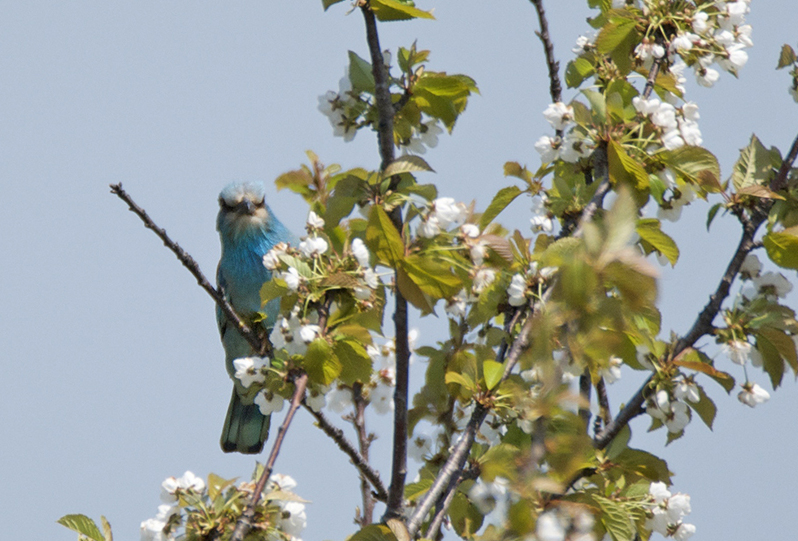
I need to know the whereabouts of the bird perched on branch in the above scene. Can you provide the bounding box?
[216,181,294,454]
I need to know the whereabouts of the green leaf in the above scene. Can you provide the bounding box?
[322,0,345,9]
[731,134,772,191]
[673,348,735,393]
[402,254,461,300]
[396,266,434,313]
[482,360,504,390]
[334,339,373,385]
[777,44,797,69]
[348,50,375,93]
[366,205,404,266]
[595,18,636,54]
[100,516,113,541]
[661,146,722,192]
[261,279,289,307]
[636,218,679,265]
[57,515,106,541]
[595,496,635,541]
[706,202,722,231]
[405,478,433,501]
[607,140,648,190]
[688,385,716,429]
[757,327,798,386]
[565,57,595,88]
[370,0,435,21]
[303,339,342,385]
[384,155,435,177]
[480,185,523,229]
[478,443,520,481]
[349,524,398,541]
[763,226,798,269]
[445,370,475,390]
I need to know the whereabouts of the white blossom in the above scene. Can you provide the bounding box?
[674,379,700,403]
[446,289,469,318]
[306,211,324,229]
[298,324,320,344]
[461,223,480,238]
[721,339,752,365]
[278,501,307,538]
[535,135,561,163]
[691,11,709,34]
[351,238,370,267]
[472,267,496,294]
[560,132,594,163]
[543,102,574,130]
[269,473,298,492]
[674,522,697,541]
[326,385,354,413]
[280,267,301,291]
[738,382,770,407]
[536,511,567,541]
[255,390,285,415]
[739,254,761,278]
[363,268,379,289]
[530,195,553,233]
[369,382,394,414]
[507,273,528,307]
[140,518,169,541]
[253,390,285,415]
[160,471,206,503]
[754,271,793,298]
[431,197,467,229]
[233,357,268,388]
[263,242,289,270]
[601,356,623,384]
[298,236,328,258]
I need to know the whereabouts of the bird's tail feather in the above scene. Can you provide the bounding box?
[220,390,270,454]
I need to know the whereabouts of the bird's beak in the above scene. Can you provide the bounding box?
[237,200,255,215]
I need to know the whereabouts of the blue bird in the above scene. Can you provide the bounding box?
[216,181,295,454]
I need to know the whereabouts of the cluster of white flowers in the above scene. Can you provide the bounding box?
[633,97,702,150]
[645,388,693,434]
[266,474,307,541]
[645,482,695,541]
[601,355,623,384]
[630,1,752,88]
[398,120,444,155]
[530,194,554,233]
[298,212,329,258]
[535,102,594,164]
[322,330,418,416]
[318,72,360,142]
[506,261,557,307]
[534,508,595,541]
[270,308,321,358]
[141,471,207,541]
[461,223,488,265]
[739,254,793,300]
[418,197,468,238]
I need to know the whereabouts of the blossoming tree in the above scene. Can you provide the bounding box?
[62,1,798,540]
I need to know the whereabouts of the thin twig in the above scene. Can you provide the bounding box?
[530,0,562,106]
[596,377,611,426]
[230,373,309,541]
[109,183,264,354]
[578,368,592,427]
[360,1,410,520]
[772,132,798,192]
[303,403,388,502]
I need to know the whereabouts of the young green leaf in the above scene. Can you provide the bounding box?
[370,0,435,21]
[57,515,105,541]
[480,185,523,229]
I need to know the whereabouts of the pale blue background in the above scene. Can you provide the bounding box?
[1,2,796,540]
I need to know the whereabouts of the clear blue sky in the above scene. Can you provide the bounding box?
[1,2,796,540]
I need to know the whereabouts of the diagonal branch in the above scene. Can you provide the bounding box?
[230,373,308,541]
[110,183,264,354]
[303,403,388,502]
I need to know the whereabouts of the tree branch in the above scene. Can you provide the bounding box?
[303,403,388,502]
[109,183,265,354]
[771,131,798,192]
[353,383,376,525]
[360,1,410,520]
[230,373,308,541]
[530,0,562,106]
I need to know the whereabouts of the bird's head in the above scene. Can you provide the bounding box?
[217,181,272,240]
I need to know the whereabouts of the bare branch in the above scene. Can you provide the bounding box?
[530,0,562,105]
[353,383,376,525]
[360,1,411,520]
[109,183,265,354]
[303,403,388,502]
[230,373,309,541]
